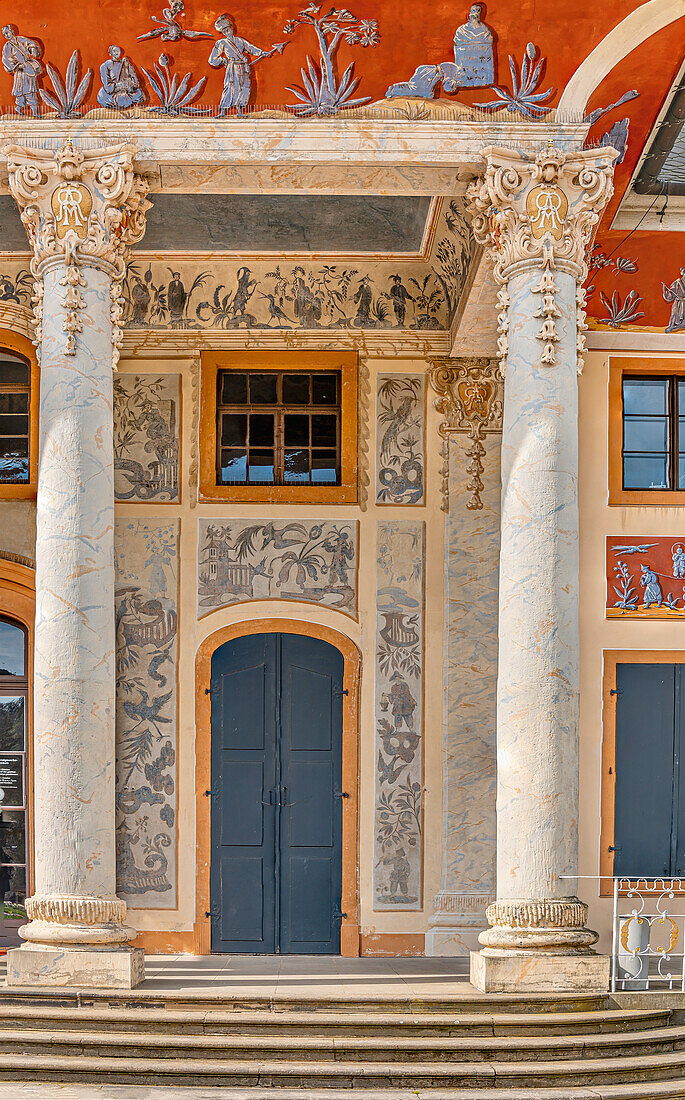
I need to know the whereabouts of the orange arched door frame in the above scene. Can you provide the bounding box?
[195,618,361,957]
[0,557,35,895]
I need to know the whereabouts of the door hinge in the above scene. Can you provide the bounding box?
[608,845,622,852]
[334,789,350,799]
[610,689,621,697]
[332,905,347,922]
[333,688,349,698]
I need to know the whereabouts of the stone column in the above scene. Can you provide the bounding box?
[425,359,502,956]
[4,140,150,989]
[465,144,616,993]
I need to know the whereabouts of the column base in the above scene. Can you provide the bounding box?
[470,949,610,993]
[5,944,145,989]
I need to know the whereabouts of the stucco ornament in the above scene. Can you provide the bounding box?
[4,138,151,367]
[428,357,502,512]
[466,144,616,371]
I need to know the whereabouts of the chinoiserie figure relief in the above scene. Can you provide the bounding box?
[97,45,145,109]
[2,25,43,116]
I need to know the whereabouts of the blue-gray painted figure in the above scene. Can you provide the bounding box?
[97,46,145,108]
[385,4,493,100]
[640,564,663,608]
[2,26,42,116]
[387,275,414,327]
[209,14,282,115]
[673,544,685,579]
[664,269,685,333]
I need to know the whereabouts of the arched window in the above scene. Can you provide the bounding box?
[0,616,29,908]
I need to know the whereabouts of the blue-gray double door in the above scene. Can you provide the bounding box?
[210,633,344,953]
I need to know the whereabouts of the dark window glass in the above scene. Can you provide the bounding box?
[0,621,25,677]
[0,353,31,485]
[0,697,24,751]
[622,375,685,492]
[0,864,25,903]
[216,370,341,487]
[0,810,25,865]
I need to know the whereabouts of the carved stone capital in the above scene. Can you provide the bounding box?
[466,144,617,285]
[4,139,151,366]
[428,357,503,512]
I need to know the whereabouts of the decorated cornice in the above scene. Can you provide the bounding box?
[4,140,151,366]
[466,145,616,284]
[428,356,502,512]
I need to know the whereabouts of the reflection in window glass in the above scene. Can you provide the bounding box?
[0,620,25,676]
[0,697,24,751]
[0,354,31,484]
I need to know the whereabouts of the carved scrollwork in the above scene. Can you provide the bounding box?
[466,144,617,287]
[4,139,151,368]
[428,357,503,512]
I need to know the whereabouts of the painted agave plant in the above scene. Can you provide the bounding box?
[600,289,645,327]
[476,42,554,119]
[143,54,206,116]
[39,50,92,118]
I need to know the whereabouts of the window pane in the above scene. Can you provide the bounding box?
[0,698,24,751]
[0,754,23,809]
[249,413,274,447]
[284,414,309,447]
[623,453,669,490]
[220,372,247,405]
[0,451,29,483]
[312,373,337,405]
[623,416,668,452]
[248,450,274,483]
[0,415,28,437]
[249,374,278,404]
[0,863,25,903]
[284,448,310,483]
[312,414,337,448]
[679,380,685,415]
[220,413,247,447]
[679,454,685,490]
[0,359,29,386]
[220,449,247,483]
[282,374,310,405]
[623,378,668,415]
[0,394,27,414]
[0,622,24,676]
[0,809,25,864]
[312,451,338,483]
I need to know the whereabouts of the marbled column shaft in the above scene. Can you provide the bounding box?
[25,262,128,942]
[482,266,591,949]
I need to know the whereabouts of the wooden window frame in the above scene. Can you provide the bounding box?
[608,356,685,506]
[200,351,357,504]
[0,616,30,906]
[600,650,685,897]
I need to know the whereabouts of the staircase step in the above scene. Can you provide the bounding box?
[5,1087,685,1100]
[0,1050,685,1087]
[0,1024,684,1062]
[0,1004,671,1036]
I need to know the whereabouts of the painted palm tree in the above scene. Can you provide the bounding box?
[284,4,379,116]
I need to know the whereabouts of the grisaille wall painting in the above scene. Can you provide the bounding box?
[375,374,425,505]
[115,519,179,909]
[114,374,180,502]
[197,520,358,617]
[374,520,424,910]
[607,536,685,619]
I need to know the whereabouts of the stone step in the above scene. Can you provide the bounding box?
[1,1050,685,1087]
[7,1087,685,1100]
[0,1023,684,1062]
[0,1004,672,1036]
[0,988,611,1014]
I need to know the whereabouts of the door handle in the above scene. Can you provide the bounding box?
[262,789,276,806]
[279,785,294,807]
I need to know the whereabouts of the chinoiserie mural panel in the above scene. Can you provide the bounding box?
[198,520,358,617]
[115,519,179,909]
[607,536,685,619]
[114,374,180,502]
[375,374,425,506]
[374,520,424,910]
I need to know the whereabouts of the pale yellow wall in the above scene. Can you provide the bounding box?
[116,348,446,943]
[579,348,685,953]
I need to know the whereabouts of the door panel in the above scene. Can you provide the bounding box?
[614,663,675,878]
[210,632,343,953]
[211,634,277,953]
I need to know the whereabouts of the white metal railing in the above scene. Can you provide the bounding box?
[611,878,685,992]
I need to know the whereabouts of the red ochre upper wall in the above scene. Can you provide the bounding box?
[0,0,662,113]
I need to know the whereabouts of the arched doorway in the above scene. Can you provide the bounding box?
[195,619,360,956]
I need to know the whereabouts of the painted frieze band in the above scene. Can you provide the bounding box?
[373,520,424,910]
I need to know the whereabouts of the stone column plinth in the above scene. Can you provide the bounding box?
[3,140,150,989]
[465,144,616,993]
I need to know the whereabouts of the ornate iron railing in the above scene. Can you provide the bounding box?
[611,878,685,992]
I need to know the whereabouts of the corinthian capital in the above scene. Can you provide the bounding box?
[466,144,617,284]
[4,140,151,365]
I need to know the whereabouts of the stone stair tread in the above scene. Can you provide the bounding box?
[0,1023,683,1052]
[4,1089,685,1100]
